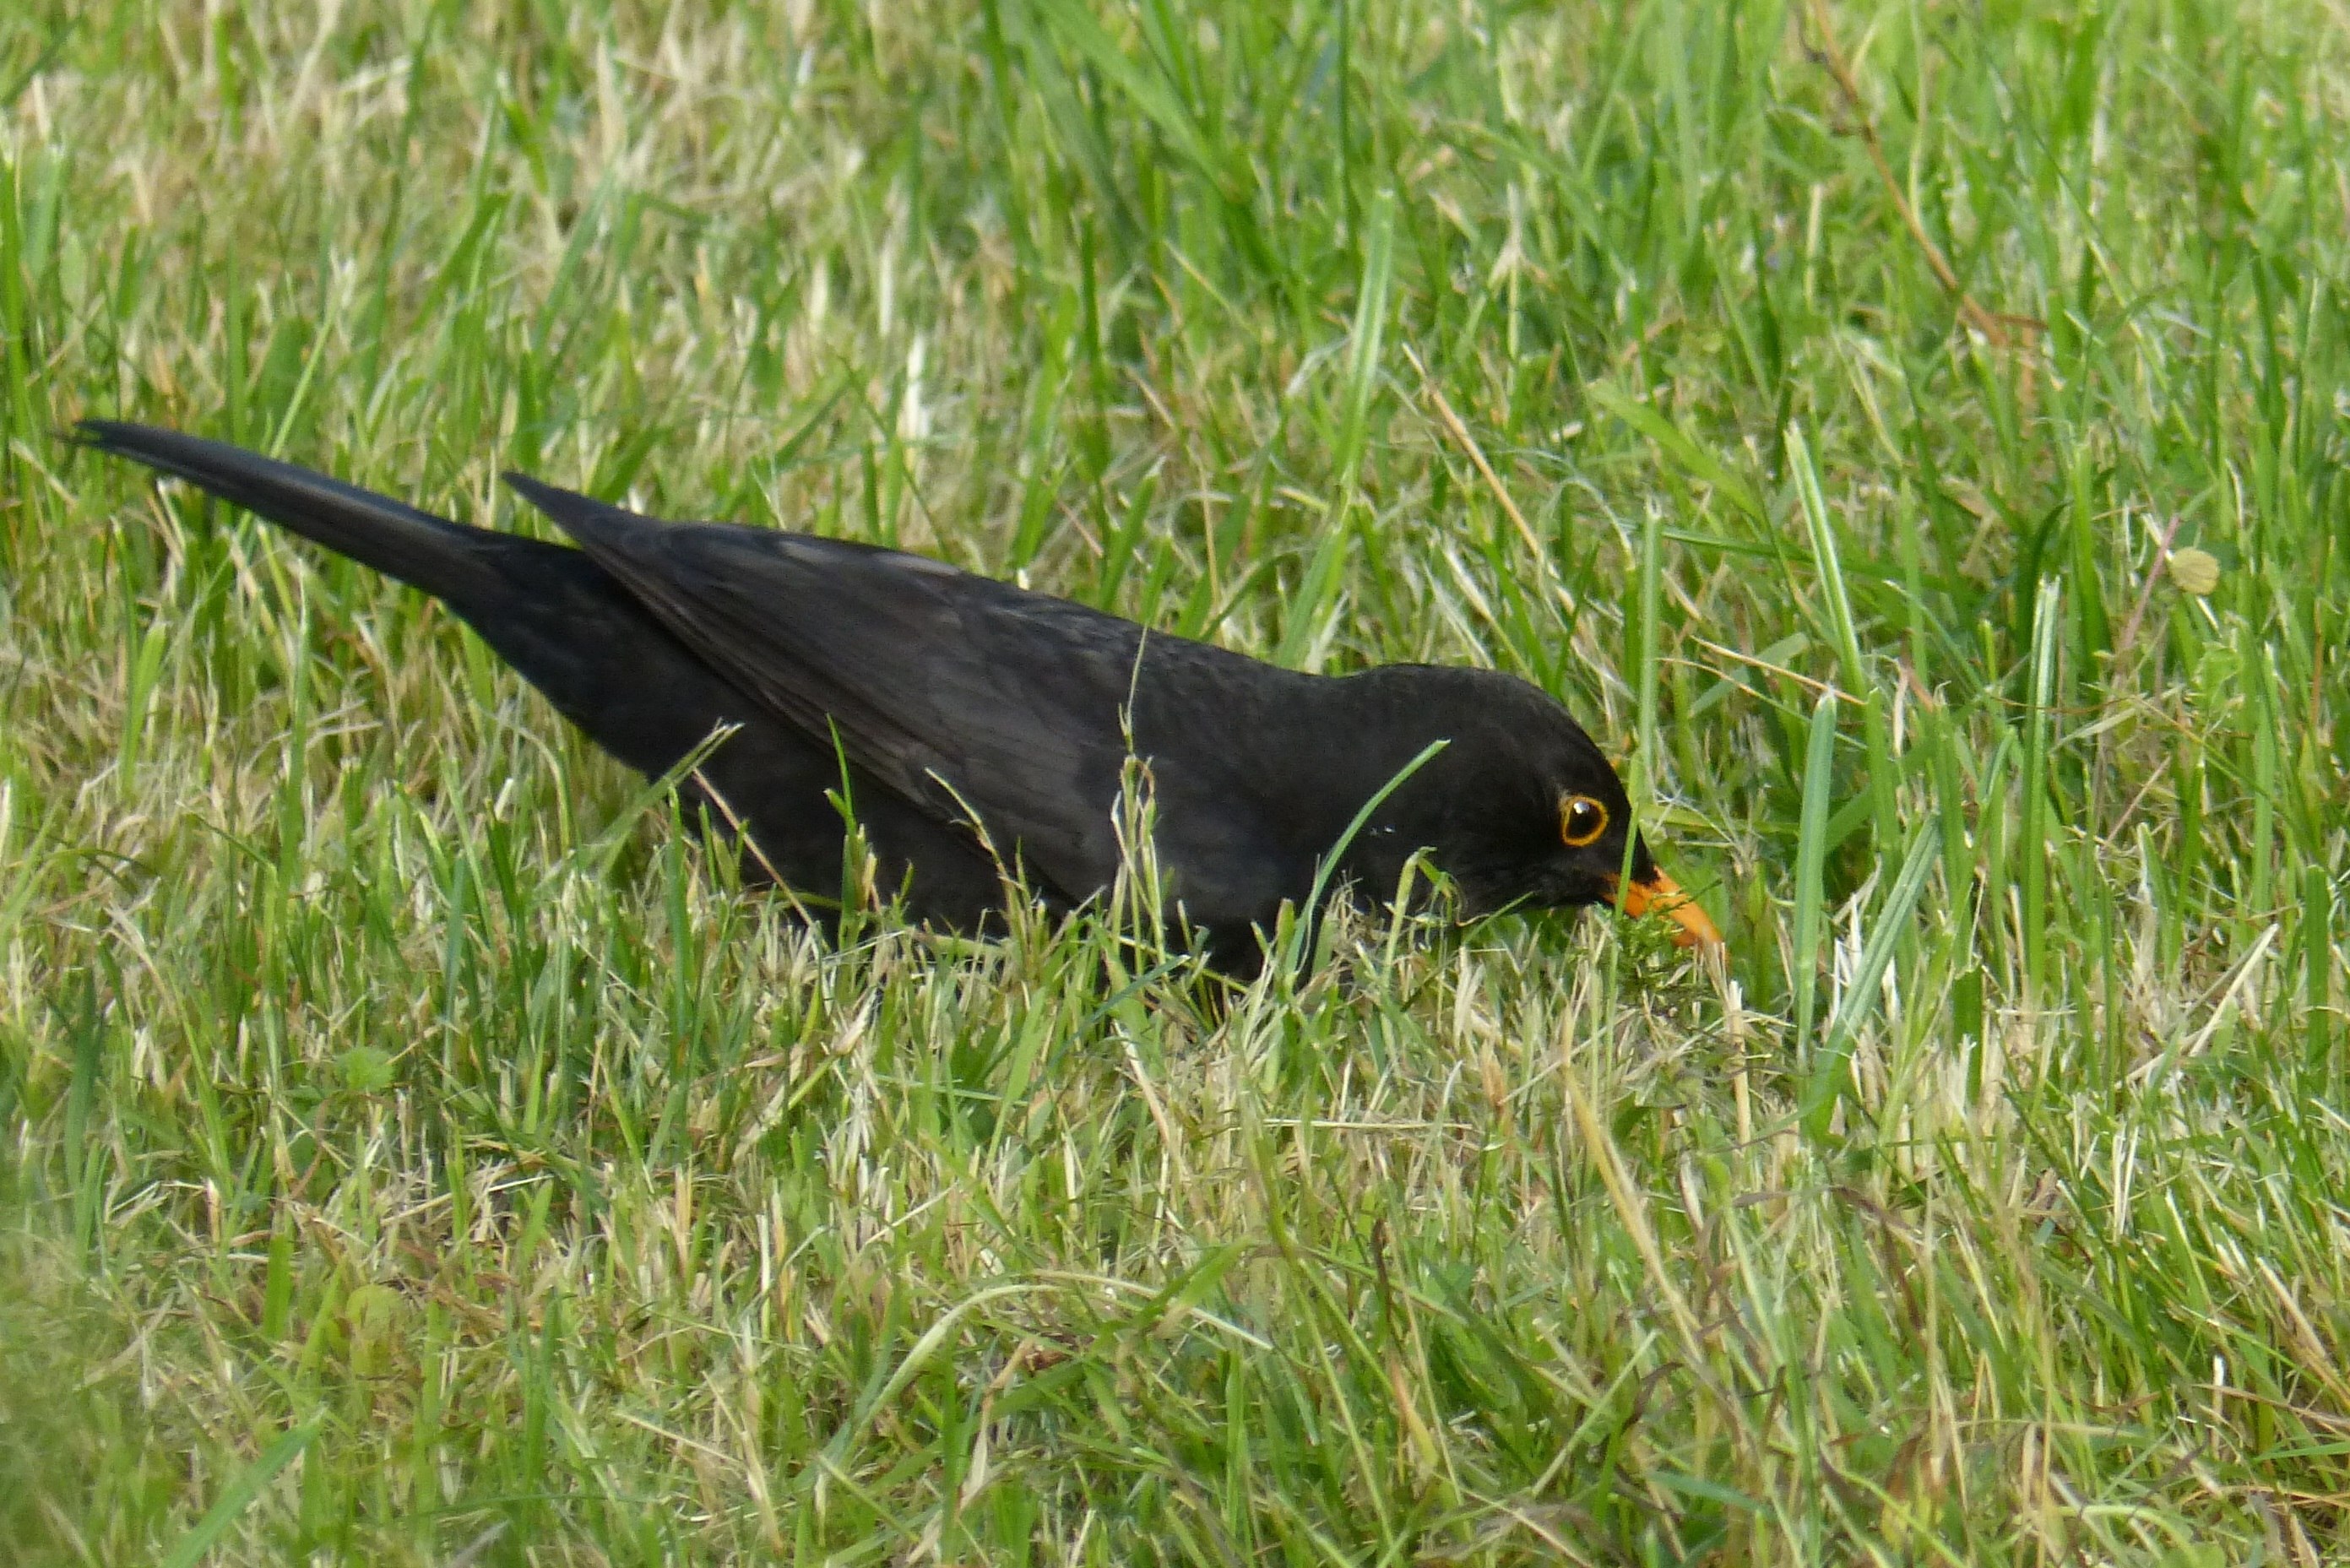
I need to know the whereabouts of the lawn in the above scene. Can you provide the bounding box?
[3,0,2346,1561]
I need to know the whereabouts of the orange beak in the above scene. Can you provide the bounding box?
[1608,870,1723,949]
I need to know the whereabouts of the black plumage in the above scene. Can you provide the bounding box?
[77,420,1720,967]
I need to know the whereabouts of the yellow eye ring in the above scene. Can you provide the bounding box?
[1560,794,1609,848]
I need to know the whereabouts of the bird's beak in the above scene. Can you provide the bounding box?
[1608,870,1723,949]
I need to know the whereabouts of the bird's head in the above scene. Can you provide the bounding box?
[1340,668,1722,949]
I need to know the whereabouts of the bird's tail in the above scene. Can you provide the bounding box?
[74,420,502,603]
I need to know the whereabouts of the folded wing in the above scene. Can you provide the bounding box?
[507,477,1317,927]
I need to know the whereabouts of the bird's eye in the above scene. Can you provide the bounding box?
[1559,794,1609,847]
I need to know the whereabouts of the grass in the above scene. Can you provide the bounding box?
[2,0,2346,1560]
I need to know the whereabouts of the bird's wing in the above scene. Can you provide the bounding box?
[505,477,1307,917]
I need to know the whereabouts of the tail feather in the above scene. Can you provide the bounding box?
[73,419,1014,924]
[74,420,499,604]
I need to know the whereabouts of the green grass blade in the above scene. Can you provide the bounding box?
[1792,688,1841,1063]
[1805,821,1941,1137]
[159,1419,323,1568]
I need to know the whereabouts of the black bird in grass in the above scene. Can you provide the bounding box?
[76,420,1722,970]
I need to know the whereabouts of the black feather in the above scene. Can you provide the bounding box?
[79,420,1697,968]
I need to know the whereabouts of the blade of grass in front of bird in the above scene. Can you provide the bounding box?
[1793,688,1839,1065]
[1279,737,1448,979]
[571,722,747,882]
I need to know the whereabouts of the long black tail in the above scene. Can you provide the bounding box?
[73,419,1014,920]
[74,420,503,605]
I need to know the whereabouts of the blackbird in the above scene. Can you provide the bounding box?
[77,420,1721,968]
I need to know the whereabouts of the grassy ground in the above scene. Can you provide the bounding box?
[3,0,2346,1560]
